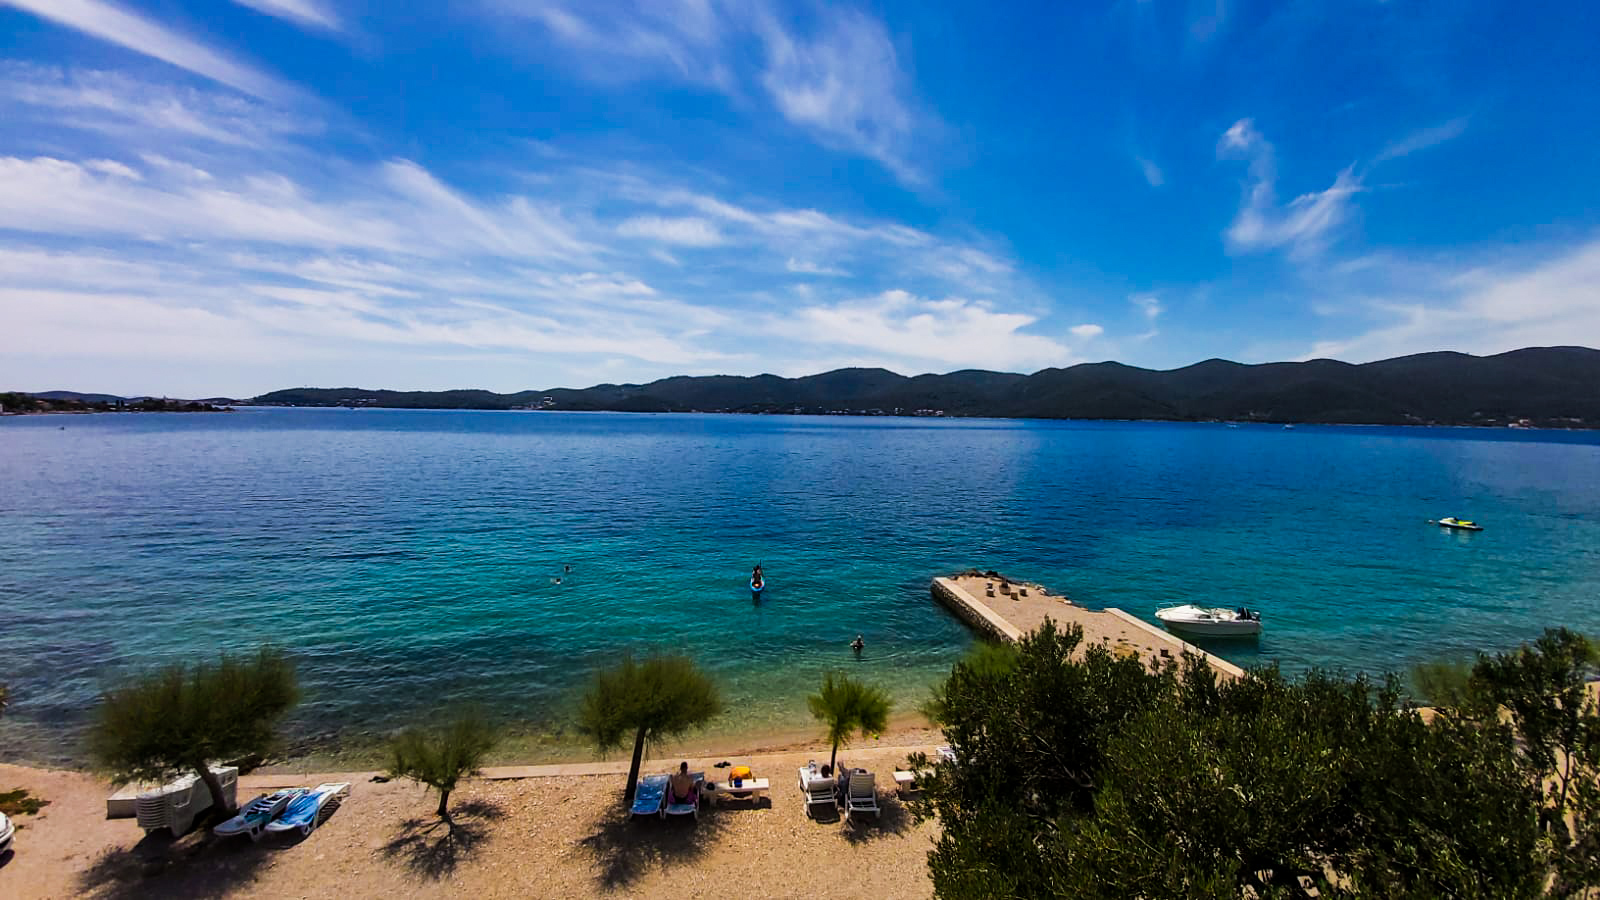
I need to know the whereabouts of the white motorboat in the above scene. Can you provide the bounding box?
[1155,604,1262,638]
[1432,516,1484,532]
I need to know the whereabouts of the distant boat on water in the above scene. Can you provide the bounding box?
[1432,516,1484,532]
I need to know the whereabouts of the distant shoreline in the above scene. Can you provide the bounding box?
[1,408,233,416]
[234,404,1599,432]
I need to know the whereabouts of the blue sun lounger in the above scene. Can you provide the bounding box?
[631,774,668,818]
[663,773,704,821]
[264,782,349,837]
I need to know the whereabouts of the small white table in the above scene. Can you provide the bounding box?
[702,778,770,805]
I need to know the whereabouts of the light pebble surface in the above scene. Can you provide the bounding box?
[0,743,940,899]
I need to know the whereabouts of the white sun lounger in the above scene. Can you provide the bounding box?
[264,782,349,836]
[798,769,836,818]
[844,771,879,822]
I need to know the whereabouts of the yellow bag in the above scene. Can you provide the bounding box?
[730,765,753,781]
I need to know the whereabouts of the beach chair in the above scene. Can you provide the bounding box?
[844,771,879,822]
[215,788,305,842]
[937,745,957,763]
[631,774,668,819]
[663,772,704,821]
[264,782,349,837]
[799,771,836,819]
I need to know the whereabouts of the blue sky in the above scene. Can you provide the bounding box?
[1,0,1597,396]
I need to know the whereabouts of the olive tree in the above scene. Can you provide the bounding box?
[577,655,722,804]
[913,620,1595,898]
[387,710,498,820]
[807,671,892,772]
[89,646,298,819]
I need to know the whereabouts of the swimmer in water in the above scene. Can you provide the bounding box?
[850,634,864,654]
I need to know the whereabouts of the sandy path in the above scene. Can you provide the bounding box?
[0,744,939,899]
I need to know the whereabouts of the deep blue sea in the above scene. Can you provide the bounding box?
[3,409,1599,765]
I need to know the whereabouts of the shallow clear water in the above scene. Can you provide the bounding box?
[3,409,1599,764]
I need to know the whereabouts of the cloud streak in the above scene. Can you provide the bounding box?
[1218,118,1360,258]
[494,1,928,183]
[230,0,341,32]
[2,0,289,99]
[1305,239,1600,363]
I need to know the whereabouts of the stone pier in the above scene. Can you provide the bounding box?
[932,573,1246,679]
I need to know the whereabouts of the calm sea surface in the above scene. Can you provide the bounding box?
[3,409,1599,764]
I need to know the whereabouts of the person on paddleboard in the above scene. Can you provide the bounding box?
[751,564,764,589]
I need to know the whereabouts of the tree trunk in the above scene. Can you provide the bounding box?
[830,740,839,772]
[624,725,647,804]
[196,761,235,820]
[437,788,451,820]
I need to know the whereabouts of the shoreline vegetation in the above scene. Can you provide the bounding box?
[0,392,230,415]
[11,345,1600,428]
[247,345,1600,428]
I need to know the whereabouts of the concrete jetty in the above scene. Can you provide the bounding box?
[932,573,1245,679]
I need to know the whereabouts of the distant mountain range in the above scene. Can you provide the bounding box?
[239,347,1600,428]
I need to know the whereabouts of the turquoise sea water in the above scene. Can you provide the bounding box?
[3,409,1599,765]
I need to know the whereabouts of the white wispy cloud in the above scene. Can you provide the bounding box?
[230,0,341,32]
[1218,118,1360,258]
[1375,116,1469,163]
[2,0,289,99]
[756,9,923,183]
[0,155,593,260]
[491,0,731,85]
[0,90,1059,392]
[1070,323,1104,339]
[787,257,848,276]
[616,215,726,247]
[495,1,928,182]
[1304,238,1600,363]
[776,290,1074,371]
[1131,293,1163,320]
[0,64,315,148]
[1137,156,1164,187]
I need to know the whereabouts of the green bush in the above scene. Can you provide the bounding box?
[577,655,722,804]
[386,710,498,819]
[89,646,298,819]
[914,621,1598,898]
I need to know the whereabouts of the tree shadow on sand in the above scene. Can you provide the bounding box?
[577,809,730,891]
[378,799,506,880]
[76,828,278,900]
[840,793,914,845]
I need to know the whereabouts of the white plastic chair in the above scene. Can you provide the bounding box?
[800,774,836,818]
[845,771,879,822]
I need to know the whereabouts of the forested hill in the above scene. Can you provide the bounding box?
[249,346,1600,428]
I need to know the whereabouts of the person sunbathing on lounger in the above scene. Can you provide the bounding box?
[670,762,697,804]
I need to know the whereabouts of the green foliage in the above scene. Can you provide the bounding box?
[807,671,892,770]
[88,646,298,817]
[386,710,498,819]
[1465,628,1600,895]
[0,682,9,716]
[1410,657,1475,708]
[577,655,722,803]
[919,641,1017,725]
[0,392,38,412]
[916,620,1597,898]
